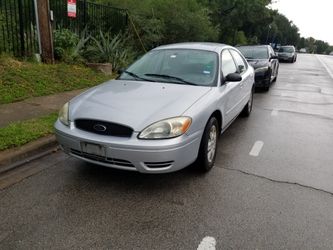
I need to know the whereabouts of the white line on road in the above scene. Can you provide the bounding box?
[197,236,216,250]
[249,141,264,157]
[271,109,279,116]
[316,55,333,79]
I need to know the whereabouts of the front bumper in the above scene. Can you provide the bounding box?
[278,55,294,61]
[254,69,271,87]
[54,120,202,173]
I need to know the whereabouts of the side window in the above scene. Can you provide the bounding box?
[230,49,247,74]
[221,50,237,77]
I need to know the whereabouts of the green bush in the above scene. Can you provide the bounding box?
[53,28,91,63]
[53,29,79,60]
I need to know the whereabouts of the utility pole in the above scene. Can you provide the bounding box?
[36,0,54,63]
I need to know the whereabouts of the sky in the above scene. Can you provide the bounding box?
[270,0,333,45]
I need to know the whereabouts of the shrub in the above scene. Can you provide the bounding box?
[84,31,135,70]
[53,28,79,60]
[53,28,90,63]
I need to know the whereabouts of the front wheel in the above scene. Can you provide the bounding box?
[196,117,219,172]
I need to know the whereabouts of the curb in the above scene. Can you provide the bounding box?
[0,135,59,175]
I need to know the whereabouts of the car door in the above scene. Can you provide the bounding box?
[229,49,252,108]
[220,49,243,125]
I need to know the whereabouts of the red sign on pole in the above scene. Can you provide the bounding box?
[68,0,76,18]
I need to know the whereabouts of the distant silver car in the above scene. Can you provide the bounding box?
[278,45,297,63]
[55,43,255,173]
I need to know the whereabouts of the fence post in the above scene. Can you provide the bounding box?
[36,0,54,63]
[17,0,25,56]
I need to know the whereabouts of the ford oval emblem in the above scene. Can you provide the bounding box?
[93,124,107,132]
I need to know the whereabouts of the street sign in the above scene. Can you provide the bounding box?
[68,0,76,18]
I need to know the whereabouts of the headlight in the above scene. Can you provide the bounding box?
[59,102,69,126]
[138,117,192,139]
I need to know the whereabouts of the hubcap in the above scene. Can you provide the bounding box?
[207,125,217,163]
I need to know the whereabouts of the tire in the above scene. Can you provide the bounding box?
[241,87,254,117]
[196,117,219,172]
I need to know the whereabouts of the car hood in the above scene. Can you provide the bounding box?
[247,59,269,69]
[70,80,212,131]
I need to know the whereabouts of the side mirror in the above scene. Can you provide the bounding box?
[225,73,242,82]
[270,55,278,60]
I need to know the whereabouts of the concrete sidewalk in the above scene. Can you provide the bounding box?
[0,89,86,128]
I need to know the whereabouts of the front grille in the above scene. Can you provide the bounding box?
[70,149,135,168]
[75,119,133,137]
[144,161,174,169]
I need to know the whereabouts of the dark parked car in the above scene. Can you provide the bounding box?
[278,45,297,63]
[237,45,279,91]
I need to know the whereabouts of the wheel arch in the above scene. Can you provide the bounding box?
[210,110,223,133]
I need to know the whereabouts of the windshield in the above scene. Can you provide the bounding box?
[237,47,269,59]
[118,49,218,86]
[279,47,295,53]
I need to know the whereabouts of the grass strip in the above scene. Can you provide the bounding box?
[0,56,111,104]
[0,113,58,151]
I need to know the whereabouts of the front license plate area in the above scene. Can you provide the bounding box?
[80,142,106,158]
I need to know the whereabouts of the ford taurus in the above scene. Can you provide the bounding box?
[55,43,255,173]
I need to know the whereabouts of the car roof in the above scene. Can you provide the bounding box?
[237,45,270,49]
[153,42,230,53]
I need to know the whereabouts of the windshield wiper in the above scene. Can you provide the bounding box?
[121,70,156,82]
[144,73,197,86]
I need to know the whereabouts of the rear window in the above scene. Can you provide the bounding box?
[237,47,269,59]
[279,47,295,53]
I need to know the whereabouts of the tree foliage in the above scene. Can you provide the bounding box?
[90,0,332,54]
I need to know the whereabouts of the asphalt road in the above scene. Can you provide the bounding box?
[1,54,333,249]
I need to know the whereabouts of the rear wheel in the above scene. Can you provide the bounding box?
[241,87,254,117]
[196,117,219,172]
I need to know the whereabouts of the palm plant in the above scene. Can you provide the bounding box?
[84,31,133,70]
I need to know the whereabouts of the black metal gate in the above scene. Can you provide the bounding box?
[0,0,38,56]
[50,0,128,36]
[0,0,128,57]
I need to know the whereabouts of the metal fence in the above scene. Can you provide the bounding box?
[50,0,128,36]
[0,0,38,56]
[0,0,128,57]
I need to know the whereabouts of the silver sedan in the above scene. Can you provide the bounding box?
[55,43,255,173]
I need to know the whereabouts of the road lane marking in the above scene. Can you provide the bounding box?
[197,236,216,250]
[249,141,264,157]
[271,110,279,116]
[316,55,333,79]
